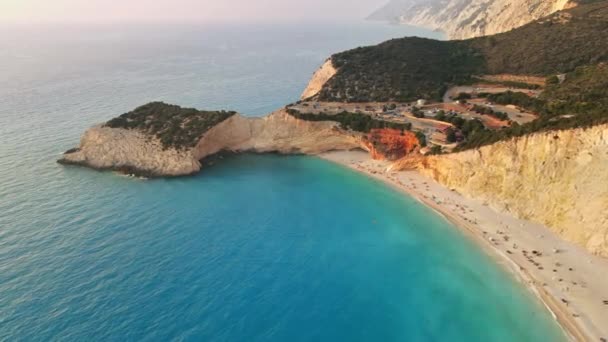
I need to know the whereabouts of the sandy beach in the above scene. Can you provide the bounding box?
[320,150,608,342]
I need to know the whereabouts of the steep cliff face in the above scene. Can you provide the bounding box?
[399,125,608,256]
[300,59,336,100]
[369,0,576,39]
[194,109,362,160]
[58,126,201,177]
[60,110,363,177]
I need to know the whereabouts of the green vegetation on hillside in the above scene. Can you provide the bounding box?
[105,102,236,149]
[285,109,412,132]
[456,64,608,150]
[485,91,545,112]
[415,131,427,147]
[468,2,608,75]
[314,1,608,104]
[308,1,608,151]
[541,63,608,118]
[471,77,542,90]
[471,104,509,121]
[434,111,488,143]
[485,64,608,122]
[315,38,484,103]
[454,92,472,101]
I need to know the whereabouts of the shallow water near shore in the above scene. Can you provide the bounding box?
[2,153,567,341]
[0,22,565,341]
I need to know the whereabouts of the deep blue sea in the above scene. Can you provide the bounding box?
[0,21,565,341]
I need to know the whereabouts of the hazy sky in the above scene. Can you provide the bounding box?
[1,0,386,24]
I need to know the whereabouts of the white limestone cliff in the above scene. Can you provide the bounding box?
[58,125,201,176]
[194,109,361,159]
[300,59,337,100]
[395,124,608,257]
[369,0,576,40]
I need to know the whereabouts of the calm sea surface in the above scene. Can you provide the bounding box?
[0,21,565,341]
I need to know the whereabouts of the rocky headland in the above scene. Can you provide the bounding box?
[59,106,364,177]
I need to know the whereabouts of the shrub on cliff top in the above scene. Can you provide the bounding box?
[105,102,236,150]
[285,109,412,133]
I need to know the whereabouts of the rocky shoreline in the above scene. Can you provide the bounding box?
[57,157,197,178]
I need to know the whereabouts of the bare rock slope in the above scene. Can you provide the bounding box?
[300,59,337,100]
[369,0,578,39]
[395,125,608,256]
[194,109,360,159]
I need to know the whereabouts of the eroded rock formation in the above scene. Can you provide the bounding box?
[364,129,420,160]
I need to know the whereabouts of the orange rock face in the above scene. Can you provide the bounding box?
[364,129,420,160]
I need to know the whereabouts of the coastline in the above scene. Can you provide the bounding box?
[320,150,608,342]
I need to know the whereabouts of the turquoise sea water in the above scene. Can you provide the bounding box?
[0,22,565,341]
